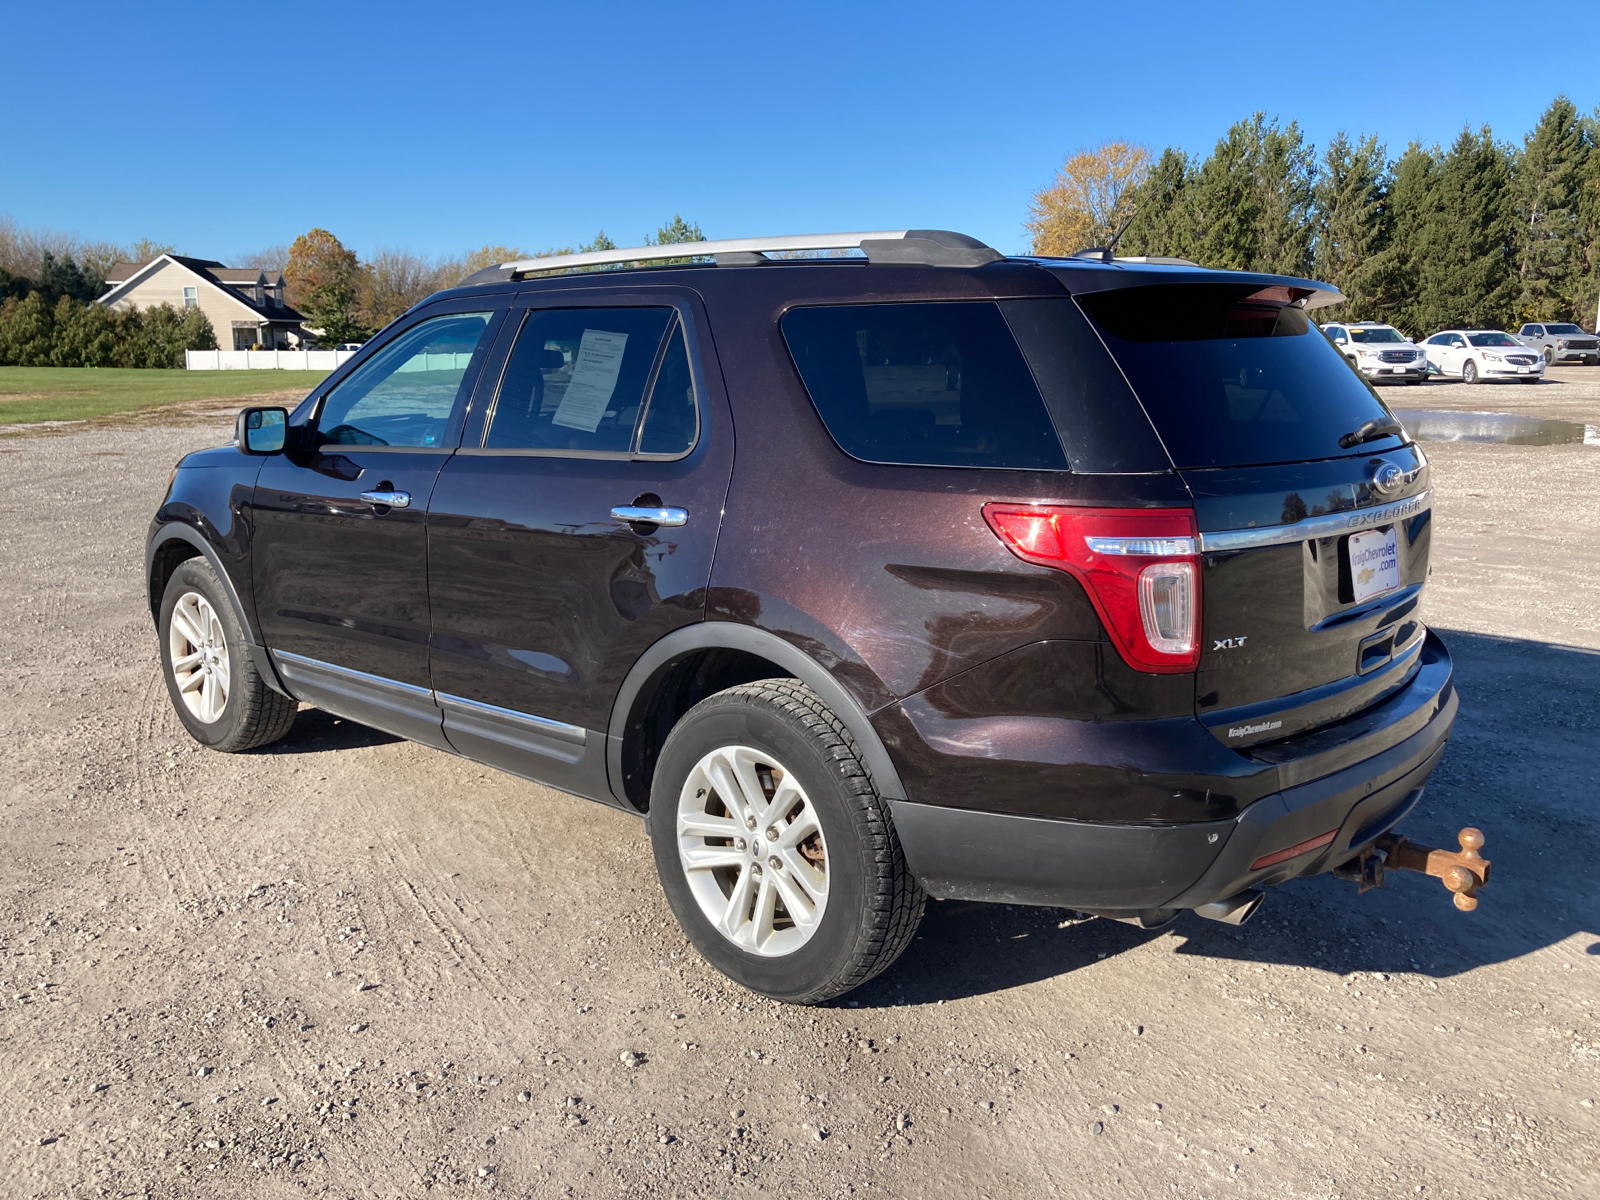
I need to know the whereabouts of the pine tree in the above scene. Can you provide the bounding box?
[1254,119,1317,278]
[1412,127,1518,331]
[1313,134,1390,315]
[1366,142,1438,333]
[1516,96,1591,323]
[1119,147,1193,259]
[1186,116,1268,270]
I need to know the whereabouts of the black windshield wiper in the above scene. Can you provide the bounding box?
[1338,417,1404,449]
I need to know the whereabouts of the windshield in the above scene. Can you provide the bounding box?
[1349,326,1405,344]
[1468,333,1518,347]
[1545,324,1584,335]
[1077,283,1400,470]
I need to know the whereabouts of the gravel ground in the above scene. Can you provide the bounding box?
[1,371,1597,1199]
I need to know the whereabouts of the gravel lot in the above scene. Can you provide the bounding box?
[2,370,1597,1199]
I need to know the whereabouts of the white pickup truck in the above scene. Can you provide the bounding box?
[1515,322,1599,366]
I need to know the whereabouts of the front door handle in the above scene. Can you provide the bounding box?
[360,489,412,509]
[610,505,688,527]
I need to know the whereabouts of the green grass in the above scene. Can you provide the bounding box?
[0,366,331,425]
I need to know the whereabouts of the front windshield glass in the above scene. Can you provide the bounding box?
[1545,323,1584,335]
[1468,333,1518,347]
[1349,326,1404,343]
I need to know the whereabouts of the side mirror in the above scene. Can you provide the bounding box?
[237,406,288,454]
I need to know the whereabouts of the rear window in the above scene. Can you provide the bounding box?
[781,302,1068,471]
[1076,283,1401,470]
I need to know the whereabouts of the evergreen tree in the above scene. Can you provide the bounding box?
[1516,96,1591,322]
[1253,118,1317,278]
[1313,134,1391,315]
[1119,147,1192,259]
[0,292,55,365]
[1366,142,1438,333]
[1412,127,1517,331]
[645,216,704,246]
[1186,116,1268,270]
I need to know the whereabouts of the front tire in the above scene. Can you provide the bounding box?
[1542,347,1554,365]
[1462,359,1479,384]
[649,679,924,1004]
[159,558,296,752]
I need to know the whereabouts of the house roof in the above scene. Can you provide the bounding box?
[97,254,304,324]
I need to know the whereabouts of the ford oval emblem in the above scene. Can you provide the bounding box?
[1370,460,1406,497]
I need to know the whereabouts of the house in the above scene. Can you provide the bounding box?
[98,255,310,350]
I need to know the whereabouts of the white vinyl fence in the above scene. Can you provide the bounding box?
[185,349,360,371]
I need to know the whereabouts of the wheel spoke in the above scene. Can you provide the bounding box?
[718,864,756,942]
[170,606,203,649]
[171,651,204,672]
[678,812,741,841]
[776,808,820,850]
[779,845,827,897]
[751,873,780,949]
[756,772,805,828]
[200,672,217,720]
[680,844,747,873]
[705,753,751,825]
[771,861,822,928]
[728,751,771,825]
[178,669,206,694]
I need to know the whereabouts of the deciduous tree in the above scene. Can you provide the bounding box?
[285,228,364,345]
[1026,142,1152,256]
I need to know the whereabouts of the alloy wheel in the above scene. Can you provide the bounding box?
[168,591,230,724]
[676,745,830,957]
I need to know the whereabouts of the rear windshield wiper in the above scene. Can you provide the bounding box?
[1338,417,1405,449]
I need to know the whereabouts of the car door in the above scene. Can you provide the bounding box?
[426,289,734,801]
[251,300,507,747]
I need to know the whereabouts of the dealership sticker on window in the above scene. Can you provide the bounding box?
[552,329,628,433]
[1348,525,1399,603]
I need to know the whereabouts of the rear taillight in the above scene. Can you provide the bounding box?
[982,504,1201,673]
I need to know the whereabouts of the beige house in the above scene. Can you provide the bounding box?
[99,255,309,350]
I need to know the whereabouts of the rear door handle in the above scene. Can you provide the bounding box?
[360,489,412,509]
[610,505,688,527]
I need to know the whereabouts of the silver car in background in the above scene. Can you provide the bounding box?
[1320,321,1428,384]
[1516,322,1600,366]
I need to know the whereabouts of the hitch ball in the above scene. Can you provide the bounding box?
[1374,827,1491,911]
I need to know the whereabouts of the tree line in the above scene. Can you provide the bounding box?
[1027,96,1600,334]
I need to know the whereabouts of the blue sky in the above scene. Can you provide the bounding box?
[3,1,1596,262]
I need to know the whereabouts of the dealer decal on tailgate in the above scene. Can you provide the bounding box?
[1349,526,1400,603]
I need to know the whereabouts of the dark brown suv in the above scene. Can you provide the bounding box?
[145,230,1455,1003]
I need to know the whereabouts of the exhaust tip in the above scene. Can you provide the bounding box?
[1194,889,1265,926]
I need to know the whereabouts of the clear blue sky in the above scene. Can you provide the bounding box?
[3,0,1595,262]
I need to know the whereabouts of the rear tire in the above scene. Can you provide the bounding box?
[159,558,296,752]
[1462,360,1479,384]
[649,679,924,1004]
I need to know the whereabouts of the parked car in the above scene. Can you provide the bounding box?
[1320,321,1428,384]
[147,231,1456,1003]
[1515,322,1600,366]
[1420,329,1544,384]
[335,342,364,352]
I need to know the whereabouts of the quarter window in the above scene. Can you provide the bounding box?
[485,307,696,456]
[316,311,494,448]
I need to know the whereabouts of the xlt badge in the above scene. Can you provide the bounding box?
[1212,636,1249,650]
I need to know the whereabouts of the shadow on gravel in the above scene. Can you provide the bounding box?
[846,628,1600,1008]
[257,707,403,754]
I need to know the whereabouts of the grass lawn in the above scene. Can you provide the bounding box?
[0,367,331,425]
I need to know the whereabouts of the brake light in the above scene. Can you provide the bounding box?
[982,504,1201,673]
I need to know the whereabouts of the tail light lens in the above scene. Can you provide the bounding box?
[982,504,1201,673]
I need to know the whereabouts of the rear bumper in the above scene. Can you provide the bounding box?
[891,632,1457,911]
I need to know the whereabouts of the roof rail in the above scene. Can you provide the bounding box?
[462,229,1003,284]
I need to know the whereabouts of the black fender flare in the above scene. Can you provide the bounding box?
[605,622,907,811]
[145,520,290,697]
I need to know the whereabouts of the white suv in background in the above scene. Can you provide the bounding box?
[1321,321,1428,384]
[1421,330,1545,385]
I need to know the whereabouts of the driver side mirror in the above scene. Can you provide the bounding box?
[236,406,288,454]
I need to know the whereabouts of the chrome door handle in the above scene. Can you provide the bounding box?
[360,489,412,508]
[610,505,688,527]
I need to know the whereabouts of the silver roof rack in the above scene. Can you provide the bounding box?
[467,229,1003,283]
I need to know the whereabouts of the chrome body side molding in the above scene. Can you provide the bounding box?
[1199,490,1431,554]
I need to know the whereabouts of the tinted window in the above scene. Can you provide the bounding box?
[782,302,1068,470]
[318,312,493,447]
[487,308,674,452]
[1468,332,1517,347]
[1546,323,1583,334]
[637,323,697,455]
[1077,283,1400,470]
[1349,326,1404,343]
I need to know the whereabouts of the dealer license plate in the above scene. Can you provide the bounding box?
[1517,365,1529,374]
[1349,526,1400,603]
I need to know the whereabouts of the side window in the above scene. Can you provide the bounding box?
[637,323,697,456]
[782,301,1068,470]
[485,307,678,453]
[317,311,494,447]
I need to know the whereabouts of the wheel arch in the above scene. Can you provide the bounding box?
[606,623,908,815]
[146,521,290,697]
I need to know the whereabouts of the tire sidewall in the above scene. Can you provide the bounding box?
[650,695,873,1003]
[159,560,248,749]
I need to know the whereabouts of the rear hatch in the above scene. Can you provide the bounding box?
[1076,281,1432,748]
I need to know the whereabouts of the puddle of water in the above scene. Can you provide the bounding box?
[1390,408,1600,446]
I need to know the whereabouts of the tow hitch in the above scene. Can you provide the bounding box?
[1335,827,1491,910]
